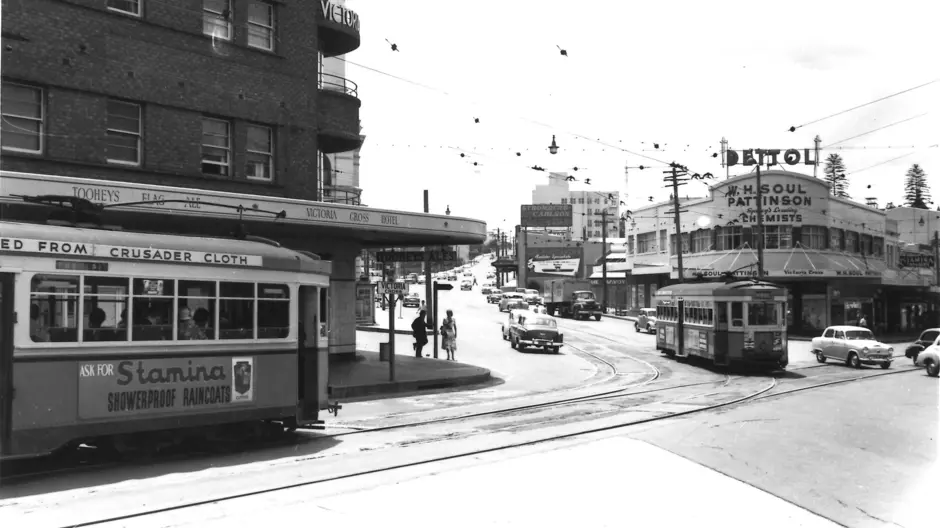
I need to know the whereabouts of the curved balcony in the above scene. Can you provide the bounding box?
[317,73,362,154]
[320,186,363,206]
[318,1,361,57]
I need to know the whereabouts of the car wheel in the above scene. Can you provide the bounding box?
[634,323,640,333]
[815,351,826,363]
[510,337,516,350]
[926,359,939,377]
[502,329,508,341]
[594,314,602,321]
[848,353,861,369]
[880,361,891,370]
[552,346,560,354]
[647,324,654,334]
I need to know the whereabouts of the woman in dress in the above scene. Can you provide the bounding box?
[441,309,458,361]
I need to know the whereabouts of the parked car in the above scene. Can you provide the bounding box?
[402,293,421,308]
[486,272,495,279]
[460,280,473,291]
[417,275,426,284]
[499,293,527,312]
[810,326,893,369]
[913,335,940,377]
[522,289,541,305]
[447,273,457,281]
[505,311,564,353]
[487,291,504,304]
[635,308,657,334]
[906,328,940,363]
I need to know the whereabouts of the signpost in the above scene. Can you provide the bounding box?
[377,281,406,381]
[432,282,453,359]
[376,249,457,263]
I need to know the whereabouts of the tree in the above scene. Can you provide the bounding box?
[823,153,850,198]
[903,164,931,209]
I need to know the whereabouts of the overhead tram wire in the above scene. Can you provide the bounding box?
[788,77,939,132]
[822,112,930,148]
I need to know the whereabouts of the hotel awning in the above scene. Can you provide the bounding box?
[671,246,886,280]
[0,171,486,247]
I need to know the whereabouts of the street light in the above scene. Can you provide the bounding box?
[548,135,559,155]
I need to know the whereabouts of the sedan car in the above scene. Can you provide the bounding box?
[906,328,940,363]
[487,290,504,304]
[635,307,657,334]
[460,280,473,291]
[810,325,893,369]
[499,293,527,312]
[505,311,563,353]
[401,293,421,308]
[913,335,940,377]
[522,289,541,305]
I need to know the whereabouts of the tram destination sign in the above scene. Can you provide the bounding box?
[78,356,255,419]
[375,249,457,263]
[521,204,573,228]
[0,237,263,267]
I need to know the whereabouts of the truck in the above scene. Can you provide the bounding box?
[542,279,603,321]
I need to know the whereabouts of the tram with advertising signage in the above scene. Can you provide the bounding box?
[653,280,789,370]
[0,220,333,460]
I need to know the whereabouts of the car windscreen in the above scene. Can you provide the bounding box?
[575,292,595,299]
[529,318,556,327]
[845,330,874,340]
[525,290,539,295]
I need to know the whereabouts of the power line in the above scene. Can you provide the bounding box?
[822,113,929,148]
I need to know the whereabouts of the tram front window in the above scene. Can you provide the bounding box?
[748,302,779,326]
[730,302,744,327]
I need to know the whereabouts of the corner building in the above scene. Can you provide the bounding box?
[1,1,485,359]
[617,170,939,336]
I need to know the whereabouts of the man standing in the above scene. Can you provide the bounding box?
[411,309,429,358]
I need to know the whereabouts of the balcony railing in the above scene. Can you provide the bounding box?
[318,72,358,98]
[320,187,362,205]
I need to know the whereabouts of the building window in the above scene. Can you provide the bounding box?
[247,1,274,51]
[860,234,873,255]
[830,228,843,251]
[691,230,711,253]
[1,83,43,153]
[637,232,656,254]
[762,226,792,250]
[800,226,827,250]
[670,233,690,254]
[717,226,742,251]
[844,231,859,253]
[107,0,141,16]
[873,237,884,257]
[627,235,635,254]
[886,244,895,267]
[561,198,567,204]
[659,230,667,253]
[595,198,600,204]
[246,124,273,181]
[106,100,141,165]
[203,0,232,40]
[201,118,230,176]
[578,198,584,204]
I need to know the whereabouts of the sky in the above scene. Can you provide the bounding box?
[343,0,939,234]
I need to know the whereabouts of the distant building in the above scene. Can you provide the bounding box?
[530,173,621,241]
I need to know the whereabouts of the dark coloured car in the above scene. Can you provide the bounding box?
[906,328,940,362]
[506,311,563,353]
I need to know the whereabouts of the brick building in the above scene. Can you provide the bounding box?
[1,0,486,359]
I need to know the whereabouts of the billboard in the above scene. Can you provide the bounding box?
[525,246,583,278]
[521,204,573,227]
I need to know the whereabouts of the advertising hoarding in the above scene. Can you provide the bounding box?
[521,204,573,228]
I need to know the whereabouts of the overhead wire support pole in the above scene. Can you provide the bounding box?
[664,162,689,359]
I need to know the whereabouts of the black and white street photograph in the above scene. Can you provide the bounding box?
[0,1,937,527]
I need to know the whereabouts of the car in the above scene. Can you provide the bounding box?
[417,275,426,284]
[401,293,421,308]
[447,273,457,281]
[487,291,504,304]
[905,328,940,363]
[499,293,527,312]
[460,280,473,291]
[463,271,473,277]
[505,311,564,353]
[913,335,940,377]
[635,308,657,334]
[810,325,893,369]
[486,272,495,279]
[522,289,541,305]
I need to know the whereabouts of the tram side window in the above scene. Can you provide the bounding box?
[747,302,779,326]
[258,283,290,339]
[179,280,215,340]
[30,275,80,343]
[219,281,255,339]
[132,278,175,341]
[730,302,744,327]
[83,276,129,342]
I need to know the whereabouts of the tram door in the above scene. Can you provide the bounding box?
[714,302,729,365]
[297,286,320,424]
[0,274,14,455]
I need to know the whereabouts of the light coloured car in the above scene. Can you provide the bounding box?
[460,280,473,291]
[914,335,940,377]
[811,325,893,369]
[499,292,526,312]
[487,290,504,303]
[523,289,541,305]
[635,308,657,334]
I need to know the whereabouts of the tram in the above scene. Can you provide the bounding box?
[654,280,789,370]
[0,220,333,460]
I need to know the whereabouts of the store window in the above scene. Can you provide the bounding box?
[717,226,743,251]
[763,226,792,249]
[800,226,827,250]
[800,294,826,331]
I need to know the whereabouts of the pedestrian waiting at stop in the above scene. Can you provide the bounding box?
[441,309,458,361]
[412,309,429,358]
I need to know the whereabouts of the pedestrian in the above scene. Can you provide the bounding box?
[412,309,429,358]
[441,309,458,361]
[418,299,426,314]
[858,314,868,329]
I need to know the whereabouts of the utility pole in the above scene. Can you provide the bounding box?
[496,228,502,288]
[755,153,766,279]
[664,163,690,358]
[602,208,609,313]
[423,191,433,337]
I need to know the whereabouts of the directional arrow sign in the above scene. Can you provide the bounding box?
[434,283,454,291]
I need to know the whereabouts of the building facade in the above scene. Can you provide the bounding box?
[610,170,938,335]
[0,1,486,360]
[530,173,621,240]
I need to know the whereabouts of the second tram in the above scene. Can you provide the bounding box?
[654,280,789,370]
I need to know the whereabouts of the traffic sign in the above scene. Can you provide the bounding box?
[376,249,457,263]
[377,281,407,295]
[434,282,453,291]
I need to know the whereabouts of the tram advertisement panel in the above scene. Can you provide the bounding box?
[78,356,255,419]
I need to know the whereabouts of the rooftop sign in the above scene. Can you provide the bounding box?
[521,204,573,228]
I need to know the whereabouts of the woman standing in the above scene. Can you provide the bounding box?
[441,309,458,361]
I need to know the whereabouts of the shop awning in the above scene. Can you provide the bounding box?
[671,246,886,280]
